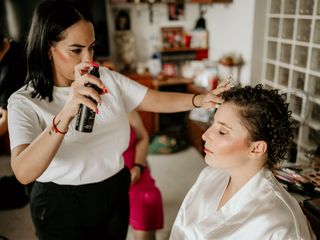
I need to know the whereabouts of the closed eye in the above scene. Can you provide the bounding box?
[219,130,228,135]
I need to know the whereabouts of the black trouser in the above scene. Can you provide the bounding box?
[30,168,130,240]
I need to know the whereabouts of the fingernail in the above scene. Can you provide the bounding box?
[96,108,99,114]
[80,68,89,75]
[102,86,108,94]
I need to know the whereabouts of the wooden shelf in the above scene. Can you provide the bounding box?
[152,77,193,90]
[187,83,207,94]
[160,47,208,53]
[111,0,231,4]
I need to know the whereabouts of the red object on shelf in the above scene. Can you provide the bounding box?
[163,63,176,77]
[184,35,191,47]
[195,49,208,60]
[210,76,219,90]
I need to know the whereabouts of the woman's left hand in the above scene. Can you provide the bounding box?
[197,75,233,109]
[130,167,141,184]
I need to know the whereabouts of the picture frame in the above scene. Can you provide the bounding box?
[161,26,184,49]
[167,2,185,21]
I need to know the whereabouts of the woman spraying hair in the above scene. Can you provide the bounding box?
[7,0,231,239]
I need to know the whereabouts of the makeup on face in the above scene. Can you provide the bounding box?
[50,21,96,86]
[202,103,252,168]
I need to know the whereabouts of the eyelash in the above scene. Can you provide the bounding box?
[71,46,95,55]
[211,120,228,136]
[71,49,81,54]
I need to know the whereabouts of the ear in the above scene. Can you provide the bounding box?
[48,43,54,60]
[48,49,52,60]
[248,140,267,159]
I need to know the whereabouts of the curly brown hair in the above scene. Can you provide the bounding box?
[222,84,294,169]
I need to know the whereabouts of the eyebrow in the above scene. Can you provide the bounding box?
[68,41,96,48]
[217,121,232,130]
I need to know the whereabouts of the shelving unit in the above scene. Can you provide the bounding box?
[159,47,208,77]
[262,0,320,163]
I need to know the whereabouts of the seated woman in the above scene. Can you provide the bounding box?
[123,110,163,240]
[170,84,316,239]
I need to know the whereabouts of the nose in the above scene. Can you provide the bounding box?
[202,130,208,142]
[82,50,93,62]
[202,125,213,142]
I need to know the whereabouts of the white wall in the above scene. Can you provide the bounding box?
[107,0,265,85]
[250,0,267,86]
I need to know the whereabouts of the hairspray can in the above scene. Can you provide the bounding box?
[75,66,101,132]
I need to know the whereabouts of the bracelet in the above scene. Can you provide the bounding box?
[133,163,145,174]
[52,116,68,134]
[192,93,201,108]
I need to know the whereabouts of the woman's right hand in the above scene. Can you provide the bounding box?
[60,62,107,121]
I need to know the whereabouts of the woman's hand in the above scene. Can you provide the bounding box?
[130,166,142,184]
[60,62,107,121]
[195,75,234,109]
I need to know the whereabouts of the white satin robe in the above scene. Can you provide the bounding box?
[170,167,316,240]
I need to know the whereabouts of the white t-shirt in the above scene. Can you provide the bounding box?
[8,67,147,185]
[170,167,316,240]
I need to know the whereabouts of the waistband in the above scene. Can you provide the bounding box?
[35,167,129,191]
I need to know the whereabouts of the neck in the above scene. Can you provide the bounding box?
[218,164,265,210]
[227,164,265,194]
[53,73,73,87]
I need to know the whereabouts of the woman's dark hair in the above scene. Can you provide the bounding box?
[26,0,93,101]
[222,84,294,169]
[0,27,5,50]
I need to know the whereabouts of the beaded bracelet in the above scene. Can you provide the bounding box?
[192,93,201,108]
[52,116,68,134]
[133,163,145,174]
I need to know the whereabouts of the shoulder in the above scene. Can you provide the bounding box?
[99,67,128,82]
[8,85,33,105]
[192,167,227,188]
[264,170,303,216]
[99,67,147,97]
[199,167,226,180]
[255,171,313,238]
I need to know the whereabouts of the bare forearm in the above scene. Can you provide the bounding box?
[138,90,197,113]
[134,138,149,166]
[137,78,233,113]
[11,114,71,184]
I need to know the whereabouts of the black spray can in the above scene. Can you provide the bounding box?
[75,66,101,132]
